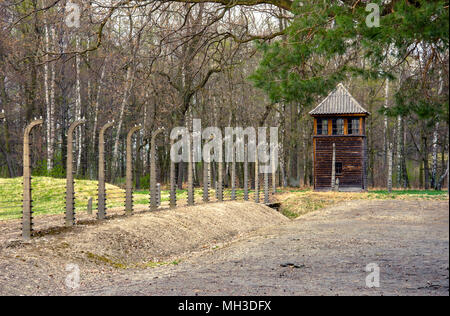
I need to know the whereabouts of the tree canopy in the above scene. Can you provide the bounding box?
[250,0,449,108]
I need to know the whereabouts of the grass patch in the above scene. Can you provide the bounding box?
[85,252,128,269]
[368,189,447,196]
[142,259,181,269]
[2,177,446,221]
[276,188,448,219]
[85,251,182,269]
[0,177,126,220]
[0,176,253,220]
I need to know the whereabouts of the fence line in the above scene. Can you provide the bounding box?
[0,118,277,239]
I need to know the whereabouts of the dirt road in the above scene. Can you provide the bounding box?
[74,200,449,296]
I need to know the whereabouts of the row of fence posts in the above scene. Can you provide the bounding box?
[10,117,277,240]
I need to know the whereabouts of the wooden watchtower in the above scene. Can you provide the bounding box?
[309,83,370,191]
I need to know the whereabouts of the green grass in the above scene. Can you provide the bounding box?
[368,189,447,196]
[275,188,448,219]
[0,177,126,220]
[2,176,447,221]
[0,177,253,220]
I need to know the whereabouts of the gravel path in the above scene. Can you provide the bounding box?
[75,200,449,296]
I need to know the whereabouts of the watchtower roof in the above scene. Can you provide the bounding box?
[309,83,370,116]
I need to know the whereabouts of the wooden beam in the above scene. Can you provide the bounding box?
[313,138,316,190]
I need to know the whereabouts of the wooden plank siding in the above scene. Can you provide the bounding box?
[309,84,370,191]
[313,136,364,189]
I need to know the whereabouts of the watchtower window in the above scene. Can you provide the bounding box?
[317,119,328,135]
[335,162,343,175]
[348,118,360,135]
[332,119,344,135]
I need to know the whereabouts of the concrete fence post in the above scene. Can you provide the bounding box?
[150,128,164,211]
[66,119,86,227]
[156,183,161,207]
[169,138,177,208]
[271,145,277,195]
[255,146,260,203]
[215,181,218,200]
[125,125,142,213]
[231,145,236,201]
[264,170,269,204]
[244,144,249,201]
[187,132,195,206]
[217,142,223,202]
[217,162,223,202]
[22,118,44,240]
[97,121,114,220]
[87,197,93,215]
[203,161,210,202]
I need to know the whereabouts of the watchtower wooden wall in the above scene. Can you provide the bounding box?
[309,84,370,191]
[312,117,367,190]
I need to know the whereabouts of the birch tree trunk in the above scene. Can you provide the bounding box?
[91,61,106,149]
[112,14,139,178]
[44,21,55,171]
[50,27,56,166]
[0,76,15,177]
[383,80,389,167]
[44,22,51,171]
[90,61,106,179]
[113,65,134,176]
[388,143,393,193]
[431,122,440,189]
[396,115,403,187]
[75,35,82,174]
[422,129,430,190]
[431,71,444,189]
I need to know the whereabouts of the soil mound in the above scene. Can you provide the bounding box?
[46,201,288,267]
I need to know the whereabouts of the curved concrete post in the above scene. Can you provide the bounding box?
[66,119,86,226]
[261,141,269,204]
[244,144,249,201]
[217,144,223,202]
[202,135,214,203]
[97,121,114,220]
[125,125,142,213]
[254,145,260,203]
[187,132,194,206]
[150,128,164,211]
[231,144,236,201]
[264,170,269,204]
[169,138,177,208]
[156,183,161,207]
[271,145,277,195]
[203,161,210,202]
[22,117,44,240]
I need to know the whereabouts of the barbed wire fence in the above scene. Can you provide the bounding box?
[0,116,278,240]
